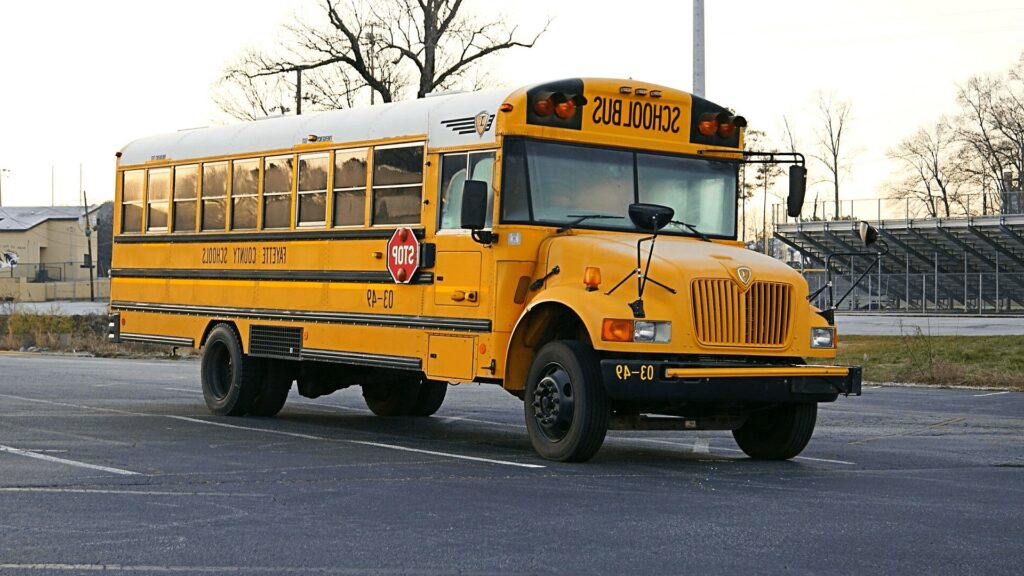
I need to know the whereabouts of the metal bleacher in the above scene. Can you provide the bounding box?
[774,215,1024,314]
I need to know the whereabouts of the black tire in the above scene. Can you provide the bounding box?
[409,380,448,417]
[732,403,818,460]
[201,324,260,416]
[524,340,609,462]
[249,361,292,417]
[362,380,419,417]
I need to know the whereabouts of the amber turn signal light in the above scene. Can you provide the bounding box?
[602,319,633,342]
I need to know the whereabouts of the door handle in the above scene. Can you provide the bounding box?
[451,290,466,302]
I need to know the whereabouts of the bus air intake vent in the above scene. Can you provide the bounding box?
[249,325,303,359]
[690,279,792,347]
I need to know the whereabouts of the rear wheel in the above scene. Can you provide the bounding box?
[732,403,817,460]
[524,340,609,462]
[249,361,293,417]
[409,380,448,417]
[201,324,259,416]
[362,380,419,417]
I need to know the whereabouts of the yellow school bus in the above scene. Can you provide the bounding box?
[109,77,860,462]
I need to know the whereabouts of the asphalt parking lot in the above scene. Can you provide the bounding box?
[0,353,1021,575]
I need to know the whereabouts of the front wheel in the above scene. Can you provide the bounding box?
[524,341,609,462]
[732,403,817,460]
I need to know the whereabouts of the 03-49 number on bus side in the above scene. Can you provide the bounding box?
[366,289,395,309]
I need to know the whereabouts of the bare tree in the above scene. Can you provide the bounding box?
[887,117,970,217]
[811,92,853,219]
[216,0,547,120]
[956,52,1024,213]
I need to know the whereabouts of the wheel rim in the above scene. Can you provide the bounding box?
[207,341,233,400]
[531,363,575,442]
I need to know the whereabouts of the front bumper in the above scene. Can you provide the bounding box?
[600,360,862,403]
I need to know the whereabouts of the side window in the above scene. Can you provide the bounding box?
[501,138,530,222]
[333,149,367,226]
[146,168,170,232]
[372,145,423,225]
[231,159,259,230]
[201,162,227,231]
[121,170,145,233]
[263,155,293,229]
[297,153,328,227]
[173,164,198,233]
[438,151,495,230]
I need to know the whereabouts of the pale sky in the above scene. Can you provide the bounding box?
[1,0,1021,221]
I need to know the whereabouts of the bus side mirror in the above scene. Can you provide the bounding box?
[461,179,496,244]
[858,221,879,247]
[788,165,807,218]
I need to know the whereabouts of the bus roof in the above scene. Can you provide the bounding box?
[118,87,509,166]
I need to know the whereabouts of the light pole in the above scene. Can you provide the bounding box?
[0,168,9,207]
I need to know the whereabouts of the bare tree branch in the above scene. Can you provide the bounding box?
[214,0,547,117]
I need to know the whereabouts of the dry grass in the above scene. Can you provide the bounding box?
[837,332,1024,390]
[0,310,193,358]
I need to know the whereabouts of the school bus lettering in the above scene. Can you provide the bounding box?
[233,247,257,264]
[590,95,681,133]
[261,246,286,265]
[201,247,228,264]
[111,77,861,464]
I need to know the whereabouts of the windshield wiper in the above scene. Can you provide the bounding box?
[669,219,711,242]
[556,214,624,233]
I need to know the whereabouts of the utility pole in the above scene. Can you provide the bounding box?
[295,68,302,115]
[82,191,95,302]
[0,168,9,207]
[693,0,705,98]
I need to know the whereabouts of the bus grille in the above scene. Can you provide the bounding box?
[690,279,792,347]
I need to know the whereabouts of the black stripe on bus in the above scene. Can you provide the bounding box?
[109,301,492,333]
[120,333,195,347]
[299,348,422,370]
[113,228,426,244]
[110,268,434,285]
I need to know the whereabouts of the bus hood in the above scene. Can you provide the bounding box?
[542,232,805,291]
[536,231,812,334]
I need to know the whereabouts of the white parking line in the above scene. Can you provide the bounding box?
[0,487,266,497]
[0,444,140,476]
[0,564,400,574]
[439,415,526,428]
[972,391,1010,397]
[712,445,856,465]
[166,416,326,440]
[168,415,545,469]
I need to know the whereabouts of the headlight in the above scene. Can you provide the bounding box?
[633,321,672,343]
[602,319,671,343]
[811,327,835,349]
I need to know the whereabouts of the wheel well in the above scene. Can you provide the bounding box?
[504,303,590,392]
[199,320,239,349]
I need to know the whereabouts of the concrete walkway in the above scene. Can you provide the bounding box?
[836,314,1024,336]
[8,300,108,315]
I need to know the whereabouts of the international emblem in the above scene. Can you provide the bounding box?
[736,266,752,286]
[474,111,489,136]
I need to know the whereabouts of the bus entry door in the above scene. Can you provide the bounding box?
[433,251,481,307]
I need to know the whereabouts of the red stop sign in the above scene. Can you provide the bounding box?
[386,227,420,283]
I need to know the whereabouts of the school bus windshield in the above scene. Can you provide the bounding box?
[501,137,738,238]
